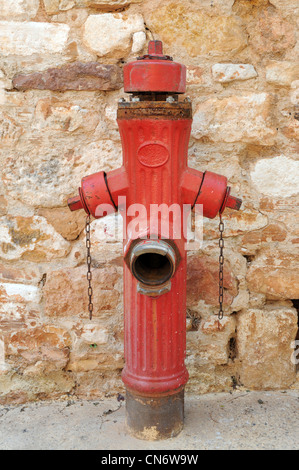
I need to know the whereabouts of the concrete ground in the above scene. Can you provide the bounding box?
[0,390,298,450]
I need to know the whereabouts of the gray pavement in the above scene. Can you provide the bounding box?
[0,390,298,450]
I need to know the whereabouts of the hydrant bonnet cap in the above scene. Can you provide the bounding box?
[123,41,187,94]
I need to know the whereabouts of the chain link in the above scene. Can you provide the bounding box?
[218,213,225,322]
[86,210,224,324]
[86,215,93,320]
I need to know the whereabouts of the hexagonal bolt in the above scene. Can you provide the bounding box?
[166,96,176,103]
[148,40,163,55]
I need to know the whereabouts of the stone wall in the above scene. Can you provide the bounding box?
[0,0,298,404]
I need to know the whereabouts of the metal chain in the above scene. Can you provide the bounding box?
[218,213,225,322]
[85,215,93,320]
[86,211,224,324]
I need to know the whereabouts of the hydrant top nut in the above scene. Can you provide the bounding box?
[124,40,187,95]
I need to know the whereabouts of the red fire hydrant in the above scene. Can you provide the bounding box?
[68,41,242,440]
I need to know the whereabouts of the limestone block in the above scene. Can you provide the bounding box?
[291,80,299,106]
[266,61,299,87]
[37,207,86,241]
[241,223,287,255]
[45,0,144,14]
[131,31,147,54]
[145,2,247,57]
[268,0,299,17]
[258,194,299,243]
[0,262,41,284]
[0,370,75,404]
[81,139,123,171]
[186,66,205,85]
[74,371,124,399]
[80,324,109,345]
[203,209,268,239]
[0,282,40,304]
[187,315,237,366]
[83,13,145,58]
[66,350,124,372]
[282,121,299,141]
[0,196,7,217]
[8,325,71,355]
[79,0,144,8]
[45,0,76,13]
[187,254,238,308]
[0,71,12,105]
[0,112,23,148]
[33,99,99,133]
[0,323,71,376]
[0,216,71,261]
[250,9,296,55]
[0,22,70,56]
[212,64,257,83]
[237,307,297,389]
[65,320,123,373]
[0,302,36,332]
[0,0,39,20]
[246,249,299,300]
[43,265,121,318]
[85,215,123,266]
[192,93,276,145]
[250,156,299,198]
[43,0,60,15]
[188,0,235,15]
[43,0,61,14]
[2,138,122,208]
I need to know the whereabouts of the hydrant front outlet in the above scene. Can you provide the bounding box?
[67,41,242,440]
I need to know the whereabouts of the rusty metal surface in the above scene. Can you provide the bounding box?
[117,100,192,120]
[126,389,184,440]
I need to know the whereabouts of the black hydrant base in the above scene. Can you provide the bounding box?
[126,389,184,440]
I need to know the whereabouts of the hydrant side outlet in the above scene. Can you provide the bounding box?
[67,41,242,441]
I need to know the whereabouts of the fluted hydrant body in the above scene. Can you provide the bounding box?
[68,41,242,440]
